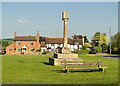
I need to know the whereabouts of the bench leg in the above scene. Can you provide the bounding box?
[65,69,69,73]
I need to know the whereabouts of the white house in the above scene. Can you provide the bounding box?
[40,37,84,52]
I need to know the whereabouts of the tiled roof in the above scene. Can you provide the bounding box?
[14,36,37,41]
[46,38,82,45]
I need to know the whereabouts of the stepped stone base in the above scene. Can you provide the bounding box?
[62,47,71,54]
[49,53,82,66]
[54,53,78,58]
[49,57,82,66]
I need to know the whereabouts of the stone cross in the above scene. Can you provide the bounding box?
[62,11,69,48]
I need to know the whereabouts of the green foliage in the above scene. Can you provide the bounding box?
[91,32,108,46]
[71,51,78,54]
[91,32,108,52]
[111,32,120,54]
[40,37,45,41]
[2,55,119,84]
[95,46,102,53]
[101,43,108,52]
[78,50,90,55]
[91,32,100,46]
[42,51,51,54]
[36,49,41,52]
[72,50,90,55]
[71,35,89,42]
[83,42,92,50]
[0,38,14,49]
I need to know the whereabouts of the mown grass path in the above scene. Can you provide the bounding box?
[2,55,119,84]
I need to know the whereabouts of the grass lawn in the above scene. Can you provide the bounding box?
[2,54,119,84]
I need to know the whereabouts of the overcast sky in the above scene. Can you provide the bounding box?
[2,2,118,41]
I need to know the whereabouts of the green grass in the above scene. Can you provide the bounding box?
[2,54,119,84]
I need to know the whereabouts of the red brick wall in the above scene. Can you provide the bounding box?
[6,42,15,54]
[6,41,40,54]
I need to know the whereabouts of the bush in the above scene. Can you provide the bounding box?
[78,50,90,55]
[42,51,51,54]
[72,50,90,55]
[83,42,92,50]
[36,49,41,52]
[71,51,78,54]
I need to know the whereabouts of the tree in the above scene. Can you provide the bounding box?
[91,32,101,46]
[84,36,89,43]
[111,32,120,53]
[71,35,89,43]
[91,32,108,52]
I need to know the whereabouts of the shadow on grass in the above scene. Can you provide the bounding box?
[52,69,101,73]
[104,56,120,59]
[43,62,50,65]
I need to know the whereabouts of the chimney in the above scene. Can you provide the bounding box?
[14,32,16,38]
[82,37,84,45]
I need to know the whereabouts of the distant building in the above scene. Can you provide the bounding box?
[6,32,85,54]
[6,32,40,54]
[43,38,84,52]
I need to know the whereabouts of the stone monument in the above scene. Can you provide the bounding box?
[49,10,82,66]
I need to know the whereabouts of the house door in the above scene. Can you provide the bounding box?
[21,45,27,54]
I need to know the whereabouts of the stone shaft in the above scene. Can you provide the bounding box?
[63,19,68,48]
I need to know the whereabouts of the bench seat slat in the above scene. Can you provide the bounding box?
[62,67,108,70]
[61,61,103,63]
[62,67,99,70]
[61,63,104,65]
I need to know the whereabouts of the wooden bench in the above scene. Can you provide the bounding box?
[61,60,108,73]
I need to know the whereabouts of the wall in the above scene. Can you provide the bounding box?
[6,41,40,54]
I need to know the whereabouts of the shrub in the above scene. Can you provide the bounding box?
[78,50,90,55]
[72,50,90,55]
[71,51,78,54]
[36,49,41,52]
[42,51,51,54]
[83,42,92,50]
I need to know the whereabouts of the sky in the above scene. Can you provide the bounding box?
[2,2,118,41]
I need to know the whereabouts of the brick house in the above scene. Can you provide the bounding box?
[6,32,40,54]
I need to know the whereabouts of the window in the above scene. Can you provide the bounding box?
[51,44,54,46]
[30,48,35,52]
[9,48,12,52]
[17,48,21,52]
[30,42,34,46]
[75,41,79,45]
[17,42,20,46]
[57,44,61,47]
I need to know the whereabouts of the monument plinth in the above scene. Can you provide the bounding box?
[49,11,82,66]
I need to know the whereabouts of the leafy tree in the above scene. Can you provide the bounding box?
[71,35,89,43]
[91,32,101,46]
[91,32,108,52]
[84,36,89,43]
[111,32,120,53]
